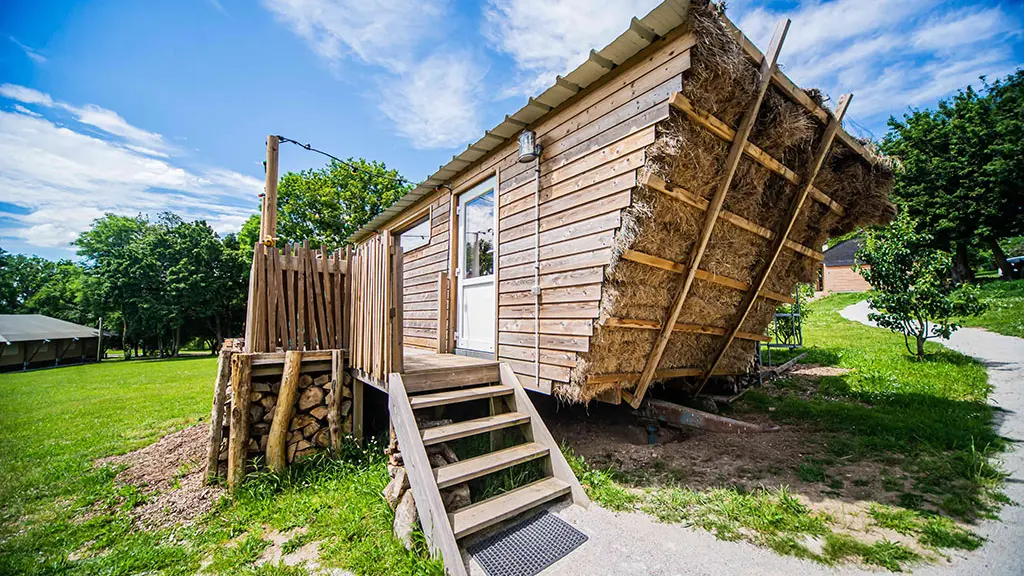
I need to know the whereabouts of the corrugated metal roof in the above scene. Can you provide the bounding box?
[0,315,100,344]
[823,238,864,267]
[347,0,690,243]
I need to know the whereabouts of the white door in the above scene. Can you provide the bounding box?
[456,178,496,353]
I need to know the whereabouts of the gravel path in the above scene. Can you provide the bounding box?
[841,300,1024,576]
[465,300,1023,576]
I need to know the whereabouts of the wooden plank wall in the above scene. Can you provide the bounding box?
[401,193,453,350]
[433,31,696,393]
[349,234,401,381]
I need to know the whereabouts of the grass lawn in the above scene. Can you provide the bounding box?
[958,279,1024,338]
[564,292,1007,571]
[0,357,440,575]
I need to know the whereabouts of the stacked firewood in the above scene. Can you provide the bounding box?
[214,371,352,475]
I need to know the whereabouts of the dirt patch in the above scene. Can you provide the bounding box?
[97,424,224,529]
[789,364,851,379]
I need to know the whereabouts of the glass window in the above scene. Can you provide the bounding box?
[463,190,494,278]
[399,217,430,252]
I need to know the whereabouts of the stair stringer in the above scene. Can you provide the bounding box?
[499,364,590,508]
[387,373,468,576]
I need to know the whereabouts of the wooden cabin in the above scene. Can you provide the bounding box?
[346,0,894,407]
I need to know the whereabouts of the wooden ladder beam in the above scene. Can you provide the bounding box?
[697,94,853,394]
[627,18,790,409]
[620,249,795,304]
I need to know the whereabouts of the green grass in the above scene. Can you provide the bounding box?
[0,358,441,575]
[559,292,1005,571]
[742,293,1005,521]
[958,279,1024,338]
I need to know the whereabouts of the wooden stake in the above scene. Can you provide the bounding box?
[328,349,343,452]
[266,350,302,473]
[227,353,253,491]
[260,135,279,245]
[205,348,233,483]
[697,94,852,394]
[628,19,790,409]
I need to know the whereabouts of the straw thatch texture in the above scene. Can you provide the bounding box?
[560,3,894,403]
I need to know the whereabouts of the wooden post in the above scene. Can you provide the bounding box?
[328,349,343,452]
[437,271,449,354]
[266,350,302,473]
[391,247,404,373]
[352,372,363,445]
[260,135,280,245]
[696,95,852,394]
[205,348,234,483]
[227,353,253,491]
[628,19,790,409]
[96,317,103,362]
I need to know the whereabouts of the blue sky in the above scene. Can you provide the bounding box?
[1,0,1021,260]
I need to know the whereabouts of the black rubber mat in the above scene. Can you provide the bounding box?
[467,510,587,576]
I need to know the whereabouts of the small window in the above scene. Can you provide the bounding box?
[399,217,430,252]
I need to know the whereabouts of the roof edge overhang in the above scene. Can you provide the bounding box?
[347,0,690,244]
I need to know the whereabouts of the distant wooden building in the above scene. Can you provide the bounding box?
[821,238,871,293]
[0,315,100,372]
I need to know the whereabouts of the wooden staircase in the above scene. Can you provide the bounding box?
[389,360,588,576]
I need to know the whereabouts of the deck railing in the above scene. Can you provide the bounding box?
[244,241,349,353]
[348,233,404,381]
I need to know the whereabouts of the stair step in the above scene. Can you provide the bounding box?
[410,385,514,409]
[449,477,570,540]
[421,412,529,446]
[403,362,501,393]
[434,442,549,489]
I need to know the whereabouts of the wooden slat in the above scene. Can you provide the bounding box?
[669,93,846,217]
[620,250,795,304]
[498,331,590,353]
[449,477,570,540]
[498,318,593,336]
[644,172,824,261]
[698,94,852,392]
[387,374,466,576]
[630,19,790,409]
[497,344,576,367]
[434,442,549,490]
[402,363,502,393]
[421,412,530,446]
[604,317,770,342]
[409,384,514,409]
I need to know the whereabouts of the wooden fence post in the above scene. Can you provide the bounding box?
[227,353,253,491]
[261,135,279,244]
[266,350,302,473]
[437,271,449,354]
[205,348,233,483]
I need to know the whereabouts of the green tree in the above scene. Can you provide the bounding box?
[239,158,411,251]
[23,261,98,325]
[880,70,1024,280]
[0,249,57,313]
[857,213,986,359]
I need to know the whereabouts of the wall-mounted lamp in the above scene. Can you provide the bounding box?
[517,130,542,163]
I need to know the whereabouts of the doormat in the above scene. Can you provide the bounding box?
[467,510,587,576]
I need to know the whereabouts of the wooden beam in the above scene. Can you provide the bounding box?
[697,94,852,394]
[620,250,795,304]
[604,317,770,342]
[668,94,846,217]
[205,348,233,483]
[628,18,790,409]
[227,353,252,491]
[260,135,279,244]
[589,367,744,385]
[267,350,301,473]
[643,173,824,260]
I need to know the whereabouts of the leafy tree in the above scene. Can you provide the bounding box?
[0,249,57,313]
[23,261,97,325]
[857,213,986,359]
[881,70,1024,280]
[239,158,411,251]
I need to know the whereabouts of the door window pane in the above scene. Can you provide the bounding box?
[463,190,494,278]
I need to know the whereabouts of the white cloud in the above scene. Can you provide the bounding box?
[483,0,662,96]
[262,0,488,149]
[733,0,1022,128]
[379,52,487,149]
[9,37,46,64]
[0,83,171,153]
[261,0,446,72]
[13,105,41,117]
[0,97,260,250]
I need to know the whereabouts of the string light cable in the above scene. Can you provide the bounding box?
[273,135,416,187]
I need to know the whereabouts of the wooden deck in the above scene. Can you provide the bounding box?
[352,347,498,393]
